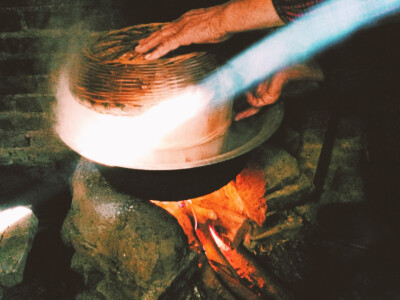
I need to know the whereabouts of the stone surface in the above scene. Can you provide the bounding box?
[320,117,366,205]
[75,289,105,300]
[246,209,308,285]
[62,158,197,300]
[294,109,330,181]
[265,173,314,212]
[251,210,305,243]
[244,112,373,295]
[248,145,314,214]
[297,128,325,180]
[0,206,38,288]
[276,127,301,157]
[252,145,300,192]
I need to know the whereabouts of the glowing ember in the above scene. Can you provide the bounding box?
[55,70,211,168]
[0,206,33,233]
[209,225,230,252]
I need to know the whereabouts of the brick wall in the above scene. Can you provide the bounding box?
[0,0,117,169]
[0,0,223,170]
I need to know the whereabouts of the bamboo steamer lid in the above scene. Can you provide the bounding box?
[69,23,219,115]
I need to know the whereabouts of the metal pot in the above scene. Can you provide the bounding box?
[97,152,250,200]
[93,102,284,200]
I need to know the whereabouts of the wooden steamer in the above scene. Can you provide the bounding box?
[68,23,232,165]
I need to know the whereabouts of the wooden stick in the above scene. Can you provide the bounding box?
[213,208,252,249]
[184,202,218,224]
[195,224,262,300]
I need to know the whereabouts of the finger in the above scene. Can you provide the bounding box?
[144,38,181,60]
[135,32,164,53]
[265,74,286,100]
[246,91,271,107]
[257,91,278,106]
[250,76,285,107]
[234,107,260,121]
[255,80,270,97]
[136,30,160,46]
[246,91,258,107]
[136,26,178,53]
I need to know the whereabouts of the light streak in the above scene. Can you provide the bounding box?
[200,0,400,102]
[56,71,211,168]
[0,206,33,234]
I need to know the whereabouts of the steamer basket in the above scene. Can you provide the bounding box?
[68,23,232,150]
[58,24,284,171]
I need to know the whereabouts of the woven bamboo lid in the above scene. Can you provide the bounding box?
[69,23,218,115]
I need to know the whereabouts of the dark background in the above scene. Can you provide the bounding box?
[1,0,399,299]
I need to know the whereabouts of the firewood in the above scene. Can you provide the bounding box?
[209,225,295,300]
[183,202,218,224]
[179,199,249,249]
[232,245,295,299]
[196,224,262,300]
[188,202,251,248]
[187,181,253,247]
[153,171,265,250]
[212,208,252,249]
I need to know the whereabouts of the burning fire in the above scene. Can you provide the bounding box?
[55,70,211,169]
[150,171,286,299]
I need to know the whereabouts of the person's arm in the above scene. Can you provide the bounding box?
[135,0,284,60]
[220,0,285,32]
[271,0,324,23]
[233,0,325,120]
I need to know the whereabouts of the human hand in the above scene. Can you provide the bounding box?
[135,0,284,60]
[235,63,324,121]
[135,5,231,60]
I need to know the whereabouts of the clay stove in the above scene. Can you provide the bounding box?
[57,24,292,299]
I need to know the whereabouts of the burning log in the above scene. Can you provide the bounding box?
[184,202,218,224]
[151,164,295,298]
[195,224,262,300]
[209,225,294,300]
[152,181,259,249]
[190,180,266,248]
[212,208,252,249]
[148,152,303,299]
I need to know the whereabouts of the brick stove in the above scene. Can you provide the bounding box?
[2,0,396,299]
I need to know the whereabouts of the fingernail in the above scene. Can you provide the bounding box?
[144,54,151,60]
